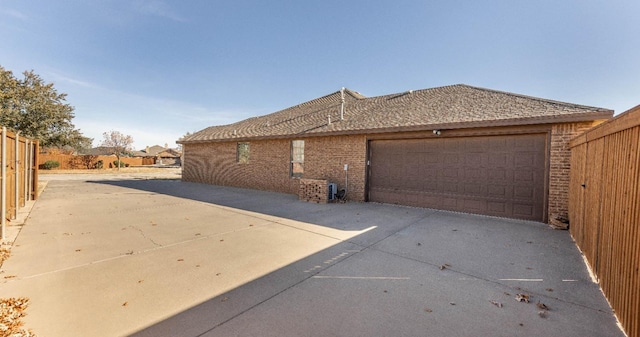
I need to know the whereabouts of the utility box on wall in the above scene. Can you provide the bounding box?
[328,183,337,201]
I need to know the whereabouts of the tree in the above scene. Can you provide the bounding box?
[177,131,194,152]
[0,65,92,150]
[101,130,134,170]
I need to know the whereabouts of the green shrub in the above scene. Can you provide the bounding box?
[113,160,127,168]
[95,160,103,169]
[42,160,60,170]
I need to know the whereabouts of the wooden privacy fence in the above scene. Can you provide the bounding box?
[569,105,640,337]
[1,127,39,242]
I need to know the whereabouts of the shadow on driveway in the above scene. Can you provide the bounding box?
[80,179,625,337]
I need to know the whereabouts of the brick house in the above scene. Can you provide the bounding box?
[178,84,612,225]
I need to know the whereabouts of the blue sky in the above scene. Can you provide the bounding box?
[1,1,638,149]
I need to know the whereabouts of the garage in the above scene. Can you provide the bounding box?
[367,133,548,221]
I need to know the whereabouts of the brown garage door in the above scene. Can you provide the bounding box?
[368,134,547,221]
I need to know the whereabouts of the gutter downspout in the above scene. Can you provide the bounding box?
[344,163,348,200]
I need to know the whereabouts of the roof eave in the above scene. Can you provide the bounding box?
[178,110,613,144]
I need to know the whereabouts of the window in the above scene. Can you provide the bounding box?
[291,140,304,177]
[237,142,249,163]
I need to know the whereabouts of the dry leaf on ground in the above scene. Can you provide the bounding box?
[0,248,10,266]
[490,300,503,308]
[537,302,550,311]
[0,297,37,337]
[515,294,530,303]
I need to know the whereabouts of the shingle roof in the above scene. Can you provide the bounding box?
[83,146,116,156]
[179,84,612,143]
[144,145,168,156]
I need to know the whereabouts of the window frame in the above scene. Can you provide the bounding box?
[237,142,250,164]
[290,140,304,178]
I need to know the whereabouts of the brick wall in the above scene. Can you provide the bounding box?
[182,139,299,194]
[305,135,367,201]
[182,135,368,200]
[548,121,604,227]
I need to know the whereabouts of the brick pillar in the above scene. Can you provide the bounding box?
[548,121,602,228]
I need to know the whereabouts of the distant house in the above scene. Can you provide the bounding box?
[178,84,613,224]
[138,145,182,166]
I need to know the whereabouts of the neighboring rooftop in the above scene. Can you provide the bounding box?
[83,146,116,156]
[179,84,613,143]
[132,145,182,157]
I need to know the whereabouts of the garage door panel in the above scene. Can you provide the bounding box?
[514,185,535,198]
[464,168,484,181]
[515,153,537,167]
[513,203,535,217]
[488,185,508,198]
[464,183,484,195]
[369,134,547,221]
[442,168,460,179]
[465,153,483,165]
[514,170,534,182]
[488,201,507,214]
[441,197,457,208]
[489,153,508,167]
[463,198,486,212]
[488,169,507,181]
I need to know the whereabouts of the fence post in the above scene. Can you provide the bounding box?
[32,140,38,200]
[13,131,20,220]
[1,127,6,241]
[28,140,33,201]
[24,139,29,202]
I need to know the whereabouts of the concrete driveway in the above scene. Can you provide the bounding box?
[0,176,624,337]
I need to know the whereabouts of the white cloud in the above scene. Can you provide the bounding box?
[1,9,27,20]
[133,0,186,22]
[47,71,97,88]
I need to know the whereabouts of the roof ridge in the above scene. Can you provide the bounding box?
[455,84,611,111]
[280,87,364,111]
[359,84,465,100]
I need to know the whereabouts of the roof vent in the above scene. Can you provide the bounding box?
[233,129,237,136]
